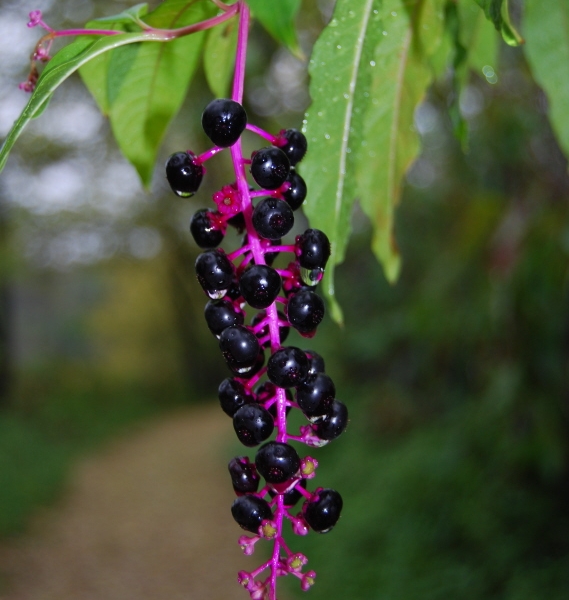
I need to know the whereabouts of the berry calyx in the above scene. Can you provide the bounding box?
[233,403,275,447]
[190,209,224,248]
[255,441,301,483]
[303,488,343,533]
[252,198,294,241]
[231,495,273,533]
[239,264,282,309]
[250,147,290,189]
[165,151,204,197]
[267,346,310,388]
[195,249,235,299]
[228,456,260,495]
[275,128,307,165]
[219,325,261,374]
[202,98,247,147]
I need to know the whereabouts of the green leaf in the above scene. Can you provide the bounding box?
[247,0,301,55]
[471,0,524,46]
[0,30,149,175]
[204,17,238,99]
[80,0,218,186]
[524,0,569,161]
[302,0,444,323]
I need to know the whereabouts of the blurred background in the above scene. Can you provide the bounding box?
[0,0,568,598]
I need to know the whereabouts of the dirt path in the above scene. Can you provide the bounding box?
[0,405,266,600]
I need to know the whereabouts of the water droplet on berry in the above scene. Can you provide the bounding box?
[174,189,192,198]
[300,267,324,287]
[208,288,228,300]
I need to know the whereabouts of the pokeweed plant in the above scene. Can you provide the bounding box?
[1,0,568,598]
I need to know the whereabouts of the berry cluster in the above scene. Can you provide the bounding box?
[165,97,347,599]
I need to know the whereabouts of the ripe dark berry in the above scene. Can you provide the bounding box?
[228,456,260,495]
[233,403,274,447]
[251,147,290,189]
[239,264,282,309]
[237,348,266,380]
[296,373,335,419]
[286,289,325,334]
[195,249,234,299]
[190,209,224,248]
[267,346,310,388]
[252,198,294,240]
[276,129,307,165]
[305,350,326,376]
[204,299,244,336]
[165,151,204,197]
[251,310,289,345]
[281,170,307,211]
[269,478,307,507]
[231,495,272,533]
[218,378,253,417]
[202,98,247,147]
[312,400,348,441]
[219,325,261,374]
[255,441,301,483]
[303,488,343,533]
[296,229,331,270]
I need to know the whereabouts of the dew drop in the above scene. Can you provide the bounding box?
[348,10,355,17]
[391,11,397,16]
[373,9,378,14]
[329,18,338,27]
[343,93,349,99]
[300,267,324,287]
[346,148,351,154]
[208,288,228,300]
[382,31,388,36]
[337,45,342,49]
[370,60,376,67]
[317,111,323,116]
[324,133,331,139]
[174,190,194,198]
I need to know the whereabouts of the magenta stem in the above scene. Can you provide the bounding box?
[196,146,224,164]
[246,123,278,144]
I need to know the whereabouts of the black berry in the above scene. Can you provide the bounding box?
[190,209,224,248]
[195,249,234,299]
[231,495,272,533]
[286,289,325,334]
[296,229,331,270]
[219,325,261,374]
[250,147,290,189]
[236,348,266,380]
[228,456,260,495]
[252,198,294,241]
[276,129,307,165]
[303,488,343,533]
[255,441,301,483]
[204,299,244,336]
[165,151,204,197]
[239,264,282,309]
[312,400,348,441]
[305,350,326,376]
[282,170,307,211]
[202,98,247,147]
[296,373,335,419]
[269,478,307,507]
[267,346,309,388]
[233,403,274,447]
[218,378,253,417]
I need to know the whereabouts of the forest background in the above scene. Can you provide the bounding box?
[0,0,568,598]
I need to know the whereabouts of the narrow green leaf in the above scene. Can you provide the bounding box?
[247,0,301,55]
[0,30,149,175]
[204,18,238,99]
[471,0,523,46]
[460,1,499,76]
[81,0,217,186]
[302,0,444,323]
[524,0,569,160]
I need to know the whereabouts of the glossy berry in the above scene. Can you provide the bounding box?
[251,147,290,189]
[228,456,260,495]
[233,403,274,447]
[190,209,224,248]
[276,128,307,165]
[255,441,301,484]
[251,310,289,344]
[237,349,266,380]
[282,170,307,211]
[239,264,282,309]
[296,373,335,419]
[296,229,331,270]
[267,346,309,388]
[286,289,325,334]
[252,198,294,240]
[165,151,204,197]
[202,98,247,147]
[204,299,244,336]
[218,378,253,417]
[305,350,326,376]
[231,495,272,533]
[219,325,261,374]
[195,249,234,299]
[312,400,348,441]
[269,478,307,507]
[303,488,343,533]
